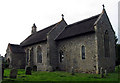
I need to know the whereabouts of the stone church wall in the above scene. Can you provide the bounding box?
[47,19,67,70]
[6,51,12,68]
[57,33,98,73]
[24,42,50,71]
[95,11,116,72]
[6,49,26,69]
[11,53,26,69]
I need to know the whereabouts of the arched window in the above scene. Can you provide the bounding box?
[59,50,64,62]
[26,49,29,63]
[37,46,42,63]
[104,30,110,57]
[30,48,34,65]
[82,45,85,59]
[30,48,33,60]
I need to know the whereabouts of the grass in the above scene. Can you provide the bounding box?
[2,66,120,83]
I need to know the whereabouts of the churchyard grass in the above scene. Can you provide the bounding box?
[2,66,119,82]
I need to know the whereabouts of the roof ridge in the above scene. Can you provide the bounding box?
[9,43,20,46]
[36,22,57,33]
[24,22,58,39]
[56,14,100,40]
[48,19,66,35]
[8,43,25,53]
[67,14,100,28]
[20,22,59,46]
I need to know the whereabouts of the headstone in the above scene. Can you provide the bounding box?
[32,65,37,71]
[0,55,2,82]
[71,67,75,75]
[48,66,53,72]
[25,66,31,75]
[104,69,107,76]
[10,68,18,79]
[100,67,104,78]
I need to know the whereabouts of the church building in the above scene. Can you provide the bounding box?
[6,7,116,74]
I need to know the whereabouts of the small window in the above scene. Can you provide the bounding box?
[82,46,85,59]
[59,50,64,62]
[104,30,110,57]
[26,49,29,63]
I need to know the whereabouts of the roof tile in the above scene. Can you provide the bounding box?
[56,14,100,40]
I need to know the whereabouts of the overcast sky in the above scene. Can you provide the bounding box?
[0,0,119,56]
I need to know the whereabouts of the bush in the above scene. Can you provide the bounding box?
[115,65,120,72]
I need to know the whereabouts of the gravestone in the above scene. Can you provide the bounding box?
[25,66,31,75]
[32,65,37,71]
[0,55,2,82]
[100,67,104,78]
[104,69,107,76]
[10,68,18,79]
[71,67,75,75]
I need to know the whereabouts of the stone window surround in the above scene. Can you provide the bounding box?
[81,45,85,59]
[26,47,34,65]
[25,45,43,65]
[59,50,64,63]
[37,46,42,63]
[26,49,29,64]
